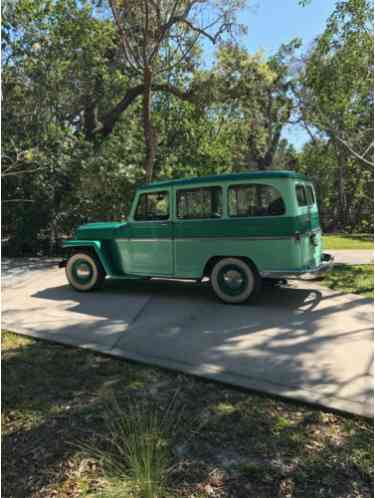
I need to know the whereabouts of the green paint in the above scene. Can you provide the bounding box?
[63,172,327,279]
[76,221,126,240]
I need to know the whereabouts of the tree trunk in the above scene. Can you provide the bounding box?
[256,157,266,171]
[337,162,346,228]
[142,66,157,182]
[333,138,347,229]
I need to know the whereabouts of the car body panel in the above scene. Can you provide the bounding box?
[75,222,125,240]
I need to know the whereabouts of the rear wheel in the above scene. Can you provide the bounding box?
[211,257,258,304]
[65,252,105,291]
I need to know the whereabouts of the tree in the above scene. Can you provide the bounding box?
[107,0,245,180]
[2,0,130,251]
[296,0,373,227]
[299,138,373,232]
[209,40,301,170]
[3,0,372,256]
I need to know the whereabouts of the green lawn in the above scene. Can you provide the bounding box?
[2,331,373,498]
[322,234,374,250]
[321,264,373,298]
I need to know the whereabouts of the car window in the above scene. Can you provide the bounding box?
[134,191,169,221]
[296,185,307,207]
[228,184,286,217]
[177,187,223,219]
[306,185,315,205]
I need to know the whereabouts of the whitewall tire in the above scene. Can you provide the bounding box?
[211,257,257,304]
[65,252,105,291]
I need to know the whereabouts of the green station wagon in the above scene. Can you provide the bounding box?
[61,171,333,303]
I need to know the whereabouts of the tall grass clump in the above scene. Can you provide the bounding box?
[80,391,183,498]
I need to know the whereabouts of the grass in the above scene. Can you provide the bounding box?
[3,330,373,498]
[321,264,373,298]
[80,392,182,498]
[322,234,373,250]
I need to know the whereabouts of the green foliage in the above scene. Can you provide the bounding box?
[2,0,134,251]
[210,40,302,169]
[2,0,373,255]
[297,0,373,230]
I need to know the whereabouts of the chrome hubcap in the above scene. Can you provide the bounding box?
[223,270,244,289]
[76,264,91,278]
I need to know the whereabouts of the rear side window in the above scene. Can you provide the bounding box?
[296,185,307,206]
[177,187,223,219]
[306,185,315,205]
[135,191,169,220]
[228,184,286,217]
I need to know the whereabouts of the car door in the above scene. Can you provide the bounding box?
[127,188,173,276]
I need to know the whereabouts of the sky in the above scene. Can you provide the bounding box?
[240,0,337,56]
[208,0,338,149]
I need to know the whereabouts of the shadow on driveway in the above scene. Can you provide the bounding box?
[3,272,373,417]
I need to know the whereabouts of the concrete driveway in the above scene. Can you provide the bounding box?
[329,249,373,265]
[2,261,373,418]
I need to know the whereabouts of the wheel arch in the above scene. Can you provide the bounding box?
[63,240,111,275]
[202,255,260,279]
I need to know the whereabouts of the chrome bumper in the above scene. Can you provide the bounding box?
[260,253,334,279]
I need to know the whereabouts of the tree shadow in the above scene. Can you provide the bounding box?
[3,267,373,498]
[2,339,127,497]
[324,264,373,295]
[3,271,373,416]
[2,258,60,291]
[3,276,367,418]
[3,334,373,498]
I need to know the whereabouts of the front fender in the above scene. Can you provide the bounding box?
[62,240,112,276]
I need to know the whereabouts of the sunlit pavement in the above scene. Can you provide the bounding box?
[329,250,373,265]
[2,259,373,418]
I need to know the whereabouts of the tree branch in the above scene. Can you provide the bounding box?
[178,18,224,44]
[2,199,35,203]
[362,141,374,158]
[94,82,197,139]
[334,134,374,166]
[2,167,49,177]
[152,83,195,102]
[99,84,145,138]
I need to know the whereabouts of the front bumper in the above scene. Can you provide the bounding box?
[260,253,334,279]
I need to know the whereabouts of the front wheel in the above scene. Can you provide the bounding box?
[210,257,259,304]
[65,252,105,291]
